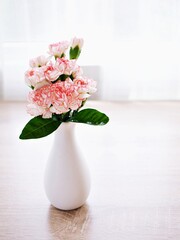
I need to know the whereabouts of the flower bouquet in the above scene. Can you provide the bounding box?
[19,38,109,210]
[19,37,109,139]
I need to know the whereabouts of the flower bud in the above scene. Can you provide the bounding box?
[70,37,84,59]
[71,37,84,50]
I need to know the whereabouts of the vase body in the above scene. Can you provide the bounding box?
[44,123,90,210]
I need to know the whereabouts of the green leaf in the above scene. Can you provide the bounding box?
[19,116,62,139]
[69,46,81,59]
[69,108,109,125]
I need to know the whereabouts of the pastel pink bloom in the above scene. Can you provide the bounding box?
[27,78,83,118]
[44,63,62,82]
[29,55,49,68]
[25,67,46,88]
[27,103,44,117]
[85,78,97,94]
[56,58,77,75]
[34,80,50,90]
[71,37,84,50]
[72,65,83,78]
[27,103,53,118]
[54,59,65,73]
[74,77,97,99]
[48,41,69,58]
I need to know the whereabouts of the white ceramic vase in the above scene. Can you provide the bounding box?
[44,122,91,210]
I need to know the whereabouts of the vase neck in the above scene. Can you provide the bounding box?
[54,122,76,141]
[58,122,75,131]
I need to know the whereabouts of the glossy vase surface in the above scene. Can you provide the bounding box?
[44,123,91,210]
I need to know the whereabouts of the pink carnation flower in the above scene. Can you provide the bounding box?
[44,63,62,82]
[29,55,49,68]
[74,77,97,99]
[27,78,84,118]
[27,103,52,118]
[56,58,77,75]
[25,67,46,89]
[72,65,83,78]
[48,41,69,58]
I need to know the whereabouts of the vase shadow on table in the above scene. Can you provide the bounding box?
[47,203,91,239]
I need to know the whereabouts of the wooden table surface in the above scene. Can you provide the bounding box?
[1,101,180,240]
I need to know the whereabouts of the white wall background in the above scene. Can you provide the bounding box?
[0,0,180,101]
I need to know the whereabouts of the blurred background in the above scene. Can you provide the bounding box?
[0,0,180,101]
